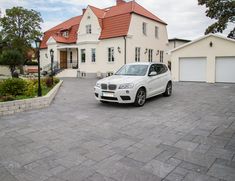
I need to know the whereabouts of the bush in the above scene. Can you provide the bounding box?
[45,77,53,87]
[0,95,15,102]
[25,80,37,97]
[54,77,60,84]
[0,78,27,96]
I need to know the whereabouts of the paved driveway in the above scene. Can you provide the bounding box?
[0,78,235,181]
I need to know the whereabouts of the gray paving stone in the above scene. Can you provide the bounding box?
[179,161,208,174]
[206,147,234,160]
[87,172,117,181]
[183,172,220,181]
[207,164,235,181]
[174,140,199,151]
[57,166,95,181]
[85,148,115,162]
[166,172,185,181]
[143,159,177,178]
[128,146,164,163]
[155,150,177,162]
[0,166,18,181]
[174,150,216,168]
[1,79,235,181]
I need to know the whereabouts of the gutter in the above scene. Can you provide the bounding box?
[124,36,127,65]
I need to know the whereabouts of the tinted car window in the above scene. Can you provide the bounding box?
[156,64,168,74]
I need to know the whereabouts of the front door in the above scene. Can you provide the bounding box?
[60,51,67,69]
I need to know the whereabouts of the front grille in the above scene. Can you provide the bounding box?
[101,84,117,90]
[108,84,117,90]
[101,84,107,90]
[101,96,118,101]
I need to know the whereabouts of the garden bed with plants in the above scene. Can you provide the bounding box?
[0,77,60,102]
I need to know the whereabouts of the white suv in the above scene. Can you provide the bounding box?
[94,62,172,106]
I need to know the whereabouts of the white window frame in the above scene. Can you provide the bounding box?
[62,31,69,37]
[148,49,153,62]
[86,24,92,34]
[135,47,141,62]
[108,47,115,62]
[81,49,86,63]
[155,26,159,39]
[143,22,147,35]
[91,48,96,63]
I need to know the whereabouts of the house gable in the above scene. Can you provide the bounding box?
[77,6,102,44]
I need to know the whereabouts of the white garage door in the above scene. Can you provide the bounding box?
[216,57,235,83]
[179,57,207,82]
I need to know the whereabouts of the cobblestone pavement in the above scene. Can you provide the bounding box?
[0,78,235,181]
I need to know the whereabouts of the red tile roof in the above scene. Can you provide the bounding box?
[40,16,82,48]
[41,1,166,48]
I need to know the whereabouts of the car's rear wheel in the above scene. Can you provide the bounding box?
[134,88,146,107]
[163,82,172,97]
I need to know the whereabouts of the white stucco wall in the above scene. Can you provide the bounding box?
[0,66,11,76]
[40,7,169,77]
[171,35,235,83]
[127,14,168,63]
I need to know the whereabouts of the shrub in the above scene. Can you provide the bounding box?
[54,77,60,84]
[0,95,15,102]
[45,77,53,88]
[25,80,37,97]
[0,50,24,77]
[0,78,27,96]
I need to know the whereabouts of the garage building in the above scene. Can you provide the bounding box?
[171,34,235,83]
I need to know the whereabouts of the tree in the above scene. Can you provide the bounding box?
[198,0,235,39]
[0,7,43,54]
[0,50,24,76]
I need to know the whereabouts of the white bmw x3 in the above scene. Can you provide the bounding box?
[94,62,172,107]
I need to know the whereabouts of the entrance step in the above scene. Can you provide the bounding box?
[56,69,78,78]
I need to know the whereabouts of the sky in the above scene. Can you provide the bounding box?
[0,0,233,40]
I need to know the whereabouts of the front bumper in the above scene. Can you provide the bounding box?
[94,87,136,103]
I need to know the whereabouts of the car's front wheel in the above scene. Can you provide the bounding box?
[134,88,146,107]
[163,82,172,97]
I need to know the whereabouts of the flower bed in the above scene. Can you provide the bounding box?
[0,77,60,102]
[0,79,63,116]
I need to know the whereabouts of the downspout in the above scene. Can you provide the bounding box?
[76,48,79,69]
[124,36,127,65]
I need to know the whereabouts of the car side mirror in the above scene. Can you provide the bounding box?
[149,71,157,76]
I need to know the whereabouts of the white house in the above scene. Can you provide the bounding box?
[40,0,169,78]
[171,34,235,83]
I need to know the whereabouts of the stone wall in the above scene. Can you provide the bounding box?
[0,80,63,116]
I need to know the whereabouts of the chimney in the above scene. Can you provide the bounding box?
[82,8,86,15]
[116,0,126,6]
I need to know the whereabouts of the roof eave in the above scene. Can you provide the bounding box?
[131,12,167,25]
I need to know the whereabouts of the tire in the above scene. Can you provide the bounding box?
[134,88,146,107]
[163,82,172,97]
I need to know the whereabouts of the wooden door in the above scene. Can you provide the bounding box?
[60,51,67,69]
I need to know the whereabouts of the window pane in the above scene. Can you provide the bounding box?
[155,26,159,38]
[81,49,86,63]
[91,48,96,62]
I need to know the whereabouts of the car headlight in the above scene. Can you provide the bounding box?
[119,83,134,89]
[95,83,101,88]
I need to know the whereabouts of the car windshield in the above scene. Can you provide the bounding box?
[115,64,148,76]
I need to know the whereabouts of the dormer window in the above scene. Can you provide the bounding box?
[86,25,92,34]
[62,31,69,37]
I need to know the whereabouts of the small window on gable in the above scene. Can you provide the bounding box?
[155,26,159,39]
[86,24,92,34]
[62,31,69,37]
[143,22,147,35]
